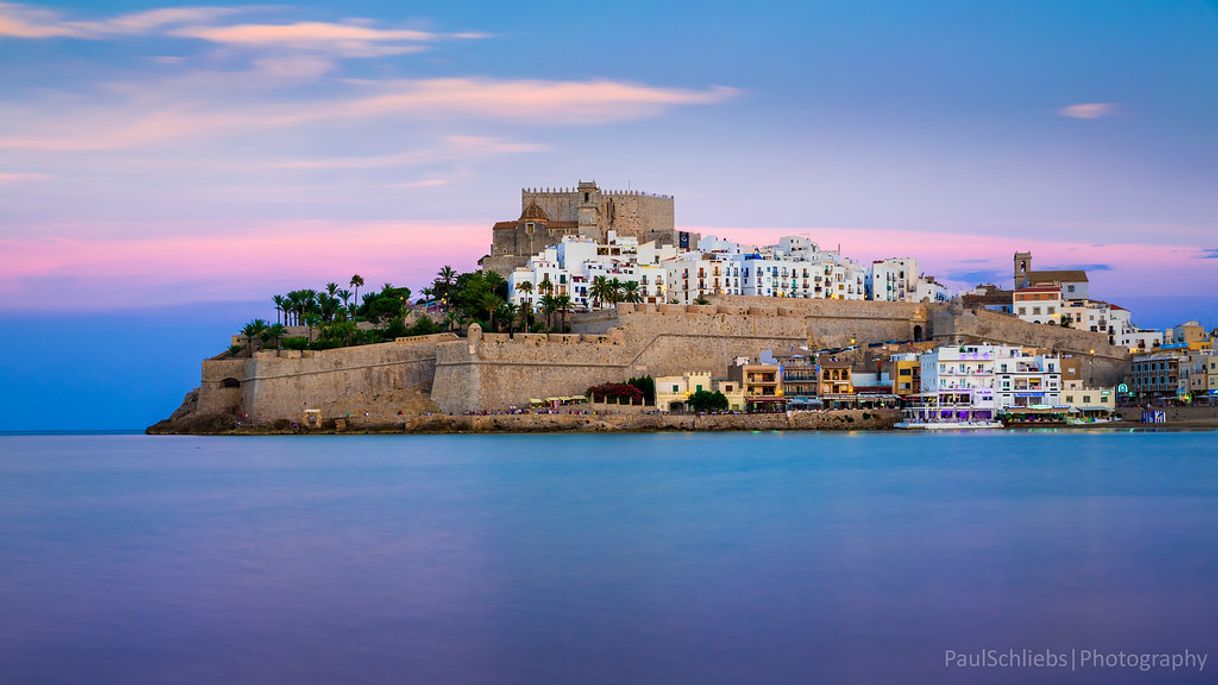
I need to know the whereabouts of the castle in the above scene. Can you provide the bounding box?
[478,180,691,277]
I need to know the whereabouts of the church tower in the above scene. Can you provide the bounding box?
[1013,251,1032,289]
[576,180,601,239]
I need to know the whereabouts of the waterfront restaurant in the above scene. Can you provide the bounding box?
[901,388,998,426]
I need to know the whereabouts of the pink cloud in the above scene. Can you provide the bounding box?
[0,220,490,310]
[1057,102,1117,119]
[0,171,51,183]
[170,21,486,57]
[0,3,245,39]
[686,225,1215,302]
[3,221,1213,313]
[0,78,737,151]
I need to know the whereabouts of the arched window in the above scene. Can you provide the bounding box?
[221,378,241,388]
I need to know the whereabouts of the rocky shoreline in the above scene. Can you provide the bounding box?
[147,408,901,435]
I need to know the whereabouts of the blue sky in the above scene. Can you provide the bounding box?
[1,1,1216,429]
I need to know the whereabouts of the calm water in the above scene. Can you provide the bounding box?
[2,431,1217,684]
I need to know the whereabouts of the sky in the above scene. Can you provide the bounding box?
[1,0,1216,429]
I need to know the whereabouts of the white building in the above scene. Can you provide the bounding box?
[868,258,918,301]
[507,231,677,310]
[992,346,1061,408]
[1057,299,1164,351]
[919,344,997,410]
[919,343,1061,410]
[663,252,737,304]
[912,276,950,303]
[1013,286,1063,325]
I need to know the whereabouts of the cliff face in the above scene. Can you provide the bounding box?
[151,298,1131,432]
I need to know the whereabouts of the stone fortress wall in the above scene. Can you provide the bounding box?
[522,183,674,242]
[189,298,1130,423]
[199,334,457,422]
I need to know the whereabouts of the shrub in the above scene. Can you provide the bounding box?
[587,383,644,404]
[281,336,309,351]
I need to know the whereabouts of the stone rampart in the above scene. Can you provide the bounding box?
[180,296,1135,424]
[431,327,632,414]
[574,297,937,348]
[197,334,457,422]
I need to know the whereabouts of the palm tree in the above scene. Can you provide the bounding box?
[481,292,502,330]
[554,294,573,333]
[436,265,457,300]
[262,323,287,350]
[445,310,462,333]
[517,281,534,327]
[438,265,457,286]
[319,294,339,322]
[608,278,624,304]
[336,288,352,315]
[272,295,286,325]
[540,294,558,331]
[301,289,318,319]
[499,302,519,337]
[241,319,269,357]
[303,313,320,343]
[325,282,339,299]
[621,280,643,304]
[349,275,364,315]
[590,276,611,309]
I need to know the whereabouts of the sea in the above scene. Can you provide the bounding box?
[1,430,1216,684]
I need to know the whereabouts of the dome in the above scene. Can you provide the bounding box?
[519,201,550,222]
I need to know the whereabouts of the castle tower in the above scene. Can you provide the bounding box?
[576,180,601,239]
[1014,251,1032,289]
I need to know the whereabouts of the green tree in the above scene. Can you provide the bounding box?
[481,292,503,330]
[435,265,457,304]
[540,294,558,331]
[627,375,656,405]
[303,312,320,342]
[687,390,729,412]
[621,280,643,304]
[261,323,287,350]
[272,294,286,325]
[500,301,519,336]
[349,275,364,315]
[241,319,269,357]
[608,277,624,304]
[517,280,534,327]
[554,294,573,333]
[590,276,612,309]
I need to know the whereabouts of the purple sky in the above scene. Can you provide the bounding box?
[2,1,1216,316]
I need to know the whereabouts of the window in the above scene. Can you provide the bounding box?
[672,385,679,392]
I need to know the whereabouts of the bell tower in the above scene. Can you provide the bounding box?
[576,180,601,239]
[1013,251,1032,289]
